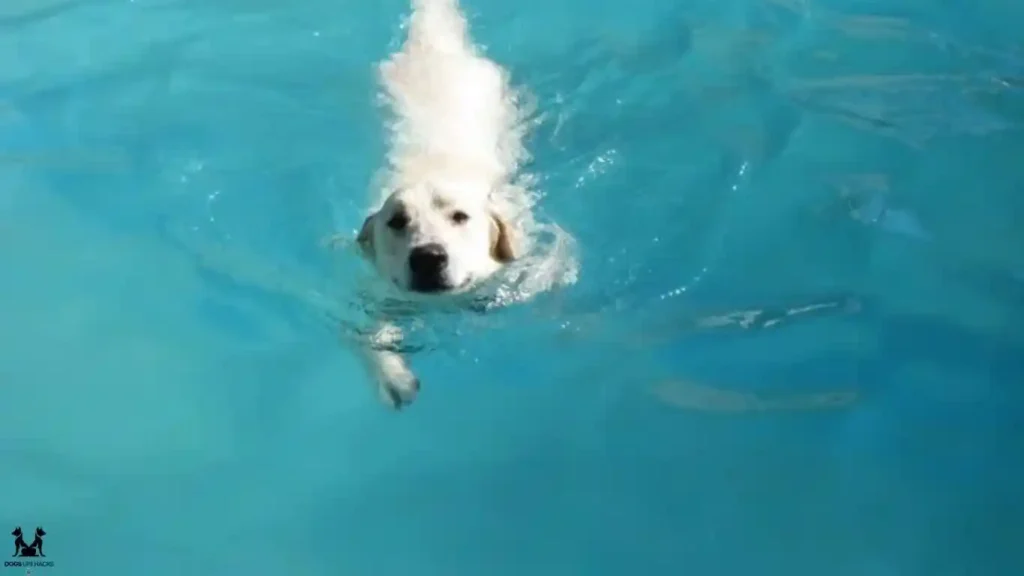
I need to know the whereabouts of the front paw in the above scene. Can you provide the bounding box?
[377,374,420,410]
[373,351,420,410]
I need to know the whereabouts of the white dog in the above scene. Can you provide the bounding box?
[353,0,532,409]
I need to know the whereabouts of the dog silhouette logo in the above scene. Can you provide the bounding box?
[11,527,46,558]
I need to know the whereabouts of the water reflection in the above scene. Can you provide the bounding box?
[651,379,857,413]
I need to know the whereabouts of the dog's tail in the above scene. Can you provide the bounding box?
[412,0,457,11]
[407,0,469,55]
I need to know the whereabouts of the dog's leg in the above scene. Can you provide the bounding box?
[360,322,420,410]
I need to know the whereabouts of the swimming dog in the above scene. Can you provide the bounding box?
[354,0,530,409]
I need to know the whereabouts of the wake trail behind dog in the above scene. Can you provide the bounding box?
[376,0,530,209]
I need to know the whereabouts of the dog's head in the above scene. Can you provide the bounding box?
[357,184,516,294]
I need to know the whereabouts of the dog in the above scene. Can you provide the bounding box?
[350,0,531,409]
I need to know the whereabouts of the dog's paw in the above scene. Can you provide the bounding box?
[377,373,420,410]
[373,350,420,410]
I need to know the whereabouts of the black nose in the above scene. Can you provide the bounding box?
[408,243,448,276]
[408,244,449,292]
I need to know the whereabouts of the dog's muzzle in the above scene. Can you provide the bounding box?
[408,243,450,293]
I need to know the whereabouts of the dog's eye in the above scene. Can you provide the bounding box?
[451,210,469,225]
[387,212,409,231]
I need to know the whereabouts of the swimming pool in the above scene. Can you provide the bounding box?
[2,0,1023,573]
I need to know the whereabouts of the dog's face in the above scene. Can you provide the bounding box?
[358,185,516,294]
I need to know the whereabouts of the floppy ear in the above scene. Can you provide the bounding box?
[356,213,377,259]
[489,213,516,263]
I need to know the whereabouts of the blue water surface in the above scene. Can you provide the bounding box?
[2,0,1024,574]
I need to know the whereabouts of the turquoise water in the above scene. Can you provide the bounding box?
[2,0,1024,573]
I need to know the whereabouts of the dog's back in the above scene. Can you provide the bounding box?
[377,0,526,205]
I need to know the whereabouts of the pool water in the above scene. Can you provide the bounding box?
[2,0,1023,574]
